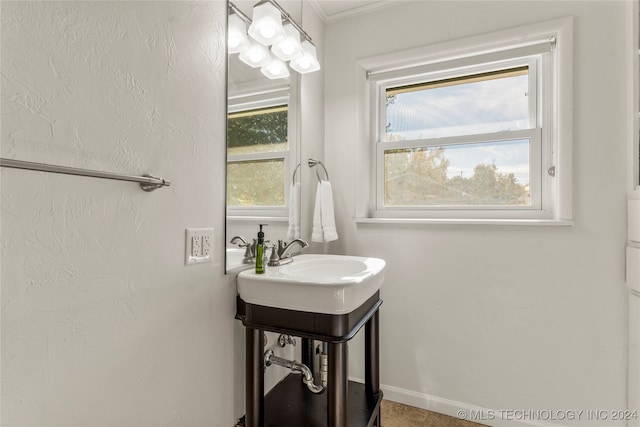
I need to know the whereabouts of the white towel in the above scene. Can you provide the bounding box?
[311,180,338,242]
[287,182,300,240]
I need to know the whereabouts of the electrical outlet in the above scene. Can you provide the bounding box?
[185,228,214,265]
[192,236,202,257]
[202,234,211,257]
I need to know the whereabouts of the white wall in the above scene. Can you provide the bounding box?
[1,2,235,426]
[324,1,629,425]
[299,0,327,255]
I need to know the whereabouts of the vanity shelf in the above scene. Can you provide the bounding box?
[236,291,382,427]
[260,374,382,427]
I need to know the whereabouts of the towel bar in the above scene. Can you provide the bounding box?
[308,158,329,182]
[0,158,171,192]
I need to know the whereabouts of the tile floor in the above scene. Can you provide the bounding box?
[381,400,487,427]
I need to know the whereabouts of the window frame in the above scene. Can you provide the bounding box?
[227,85,296,218]
[373,58,543,217]
[357,18,573,223]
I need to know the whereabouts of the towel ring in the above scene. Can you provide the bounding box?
[292,163,301,185]
[308,158,329,182]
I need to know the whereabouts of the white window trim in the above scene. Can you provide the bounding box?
[354,17,574,225]
[227,82,298,218]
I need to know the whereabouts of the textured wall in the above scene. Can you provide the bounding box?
[324,1,628,425]
[1,2,234,426]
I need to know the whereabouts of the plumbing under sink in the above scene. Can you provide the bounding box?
[237,254,386,315]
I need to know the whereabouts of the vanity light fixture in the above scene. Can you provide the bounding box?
[271,23,304,61]
[228,14,251,54]
[248,1,286,46]
[290,40,320,74]
[261,57,290,79]
[228,0,320,79]
[238,41,271,68]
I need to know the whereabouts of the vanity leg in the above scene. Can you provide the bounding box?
[246,328,264,427]
[301,338,314,372]
[365,310,380,397]
[328,341,348,427]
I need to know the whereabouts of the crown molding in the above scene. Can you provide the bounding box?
[308,0,409,24]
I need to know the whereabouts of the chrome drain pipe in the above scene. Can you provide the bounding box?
[319,343,328,389]
[264,350,325,394]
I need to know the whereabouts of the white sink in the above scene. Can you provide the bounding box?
[237,254,385,315]
[226,247,248,269]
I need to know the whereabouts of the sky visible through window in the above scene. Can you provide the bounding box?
[385,70,530,184]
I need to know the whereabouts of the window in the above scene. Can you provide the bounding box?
[363,19,573,222]
[227,90,294,217]
[382,65,536,209]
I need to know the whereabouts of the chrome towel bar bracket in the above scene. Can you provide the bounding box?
[308,158,329,182]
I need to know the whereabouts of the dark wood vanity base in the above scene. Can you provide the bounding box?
[236,292,382,427]
[236,292,382,342]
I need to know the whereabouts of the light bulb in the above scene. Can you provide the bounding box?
[290,40,320,74]
[271,23,303,61]
[260,26,276,39]
[249,50,263,62]
[248,2,286,46]
[297,57,311,69]
[228,14,250,54]
[281,42,295,56]
[270,62,283,74]
[229,35,241,50]
[261,57,290,79]
[238,42,270,68]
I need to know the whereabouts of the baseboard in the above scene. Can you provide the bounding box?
[350,377,566,427]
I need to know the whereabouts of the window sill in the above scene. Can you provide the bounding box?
[354,217,574,226]
[227,216,289,222]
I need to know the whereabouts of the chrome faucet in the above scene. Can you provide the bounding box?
[268,238,309,267]
[230,235,248,246]
[231,235,271,264]
[230,236,256,263]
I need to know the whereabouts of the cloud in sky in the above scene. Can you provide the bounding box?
[387,74,529,139]
[442,139,530,184]
[385,73,531,184]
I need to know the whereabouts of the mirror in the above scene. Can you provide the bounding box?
[226,0,302,271]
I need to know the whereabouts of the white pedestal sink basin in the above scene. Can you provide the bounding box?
[226,247,247,270]
[237,254,386,315]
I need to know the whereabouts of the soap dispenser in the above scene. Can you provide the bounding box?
[255,224,268,274]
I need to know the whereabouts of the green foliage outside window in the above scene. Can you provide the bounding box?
[227,105,288,154]
[227,105,288,207]
[384,148,529,206]
[227,159,285,207]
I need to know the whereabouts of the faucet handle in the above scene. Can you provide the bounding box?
[268,244,283,267]
[277,239,287,257]
[269,245,279,262]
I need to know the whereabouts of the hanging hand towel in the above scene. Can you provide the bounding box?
[312,180,338,242]
[287,181,300,240]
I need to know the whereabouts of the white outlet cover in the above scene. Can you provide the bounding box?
[185,228,214,265]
